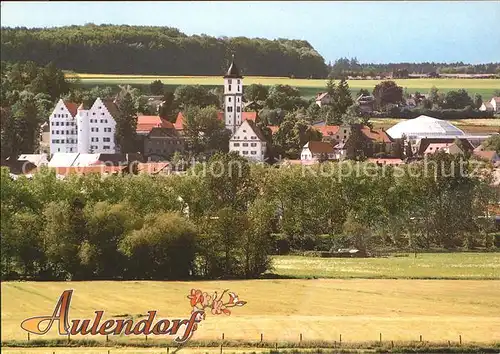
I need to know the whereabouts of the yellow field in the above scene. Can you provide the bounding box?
[2,279,499,344]
[68,74,500,90]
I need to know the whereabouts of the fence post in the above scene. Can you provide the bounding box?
[27,332,30,341]
[459,335,462,345]
[339,334,342,345]
[222,332,224,340]
[106,334,109,342]
[275,343,278,350]
[379,332,382,344]
[145,335,148,341]
[300,333,302,343]
[419,334,422,342]
[391,340,394,348]
[260,333,263,342]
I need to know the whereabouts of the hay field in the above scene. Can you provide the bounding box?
[67,74,500,98]
[2,278,499,344]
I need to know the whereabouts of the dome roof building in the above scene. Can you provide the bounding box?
[386,115,465,139]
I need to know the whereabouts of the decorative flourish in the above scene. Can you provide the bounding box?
[187,289,246,318]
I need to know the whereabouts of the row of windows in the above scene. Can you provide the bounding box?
[233,135,257,140]
[90,145,111,150]
[227,85,241,93]
[90,119,109,123]
[149,140,183,146]
[52,139,76,144]
[227,97,240,103]
[52,121,75,126]
[92,112,107,116]
[241,151,258,155]
[227,106,241,113]
[91,137,112,142]
[227,79,241,85]
[52,130,76,135]
[54,114,70,119]
[233,142,258,147]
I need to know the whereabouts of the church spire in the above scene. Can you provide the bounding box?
[224,54,242,78]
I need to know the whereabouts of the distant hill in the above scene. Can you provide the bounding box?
[0,24,328,78]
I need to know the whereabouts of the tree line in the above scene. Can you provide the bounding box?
[327,57,500,78]
[1,152,498,281]
[1,24,327,78]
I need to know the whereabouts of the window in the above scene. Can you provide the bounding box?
[242,143,248,147]
[93,112,96,115]
[57,148,60,152]
[251,151,257,155]
[98,106,102,109]
[103,145,110,150]
[228,79,232,84]
[51,130,54,134]
[61,107,64,111]
[243,130,246,133]
[66,130,69,134]
[237,97,240,102]
[233,143,240,147]
[227,106,233,112]
[237,86,240,92]
[102,112,105,115]
[66,122,69,126]
[237,80,240,85]
[251,136,256,139]
[228,97,231,102]
[237,107,240,112]
[104,128,112,132]
[344,130,347,134]
[242,151,248,155]
[91,137,99,142]
[69,148,73,152]
[228,85,232,91]
[251,143,257,147]
[103,137,110,142]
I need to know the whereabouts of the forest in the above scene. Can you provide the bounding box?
[0,24,327,78]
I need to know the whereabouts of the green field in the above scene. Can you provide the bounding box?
[272,253,500,280]
[2,253,500,346]
[68,74,500,99]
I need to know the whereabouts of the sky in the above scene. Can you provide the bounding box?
[1,1,499,64]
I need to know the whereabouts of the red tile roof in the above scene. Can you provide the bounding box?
[137,115,173,133]
[53,166,125,175]
[242,112,258,121]
[367,158,404,165]
[315,125,340,137]
[268,126,279,134]
[473,150,499,162]
[306,141,334,154]
[135,162,170,174]
[63,101,78,117]
[174,112,185,130]
[361,127,393,143]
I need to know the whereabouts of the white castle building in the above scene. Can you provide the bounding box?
[225,56,267,162]
[49,98,118,154]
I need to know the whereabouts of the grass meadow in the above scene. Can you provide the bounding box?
[67,74,500,99]
[2,253,500,347]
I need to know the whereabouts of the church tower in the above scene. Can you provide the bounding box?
[223,55,243,135]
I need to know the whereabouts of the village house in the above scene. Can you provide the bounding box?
[300,141,335,161]
[229,120,267,162]
[479,97,500,113]
[315,92,332,107]
[356,93,375,113]
[473,145,500,164]
[416,138,474,156]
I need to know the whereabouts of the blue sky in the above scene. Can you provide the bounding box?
[1,1,499,64]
